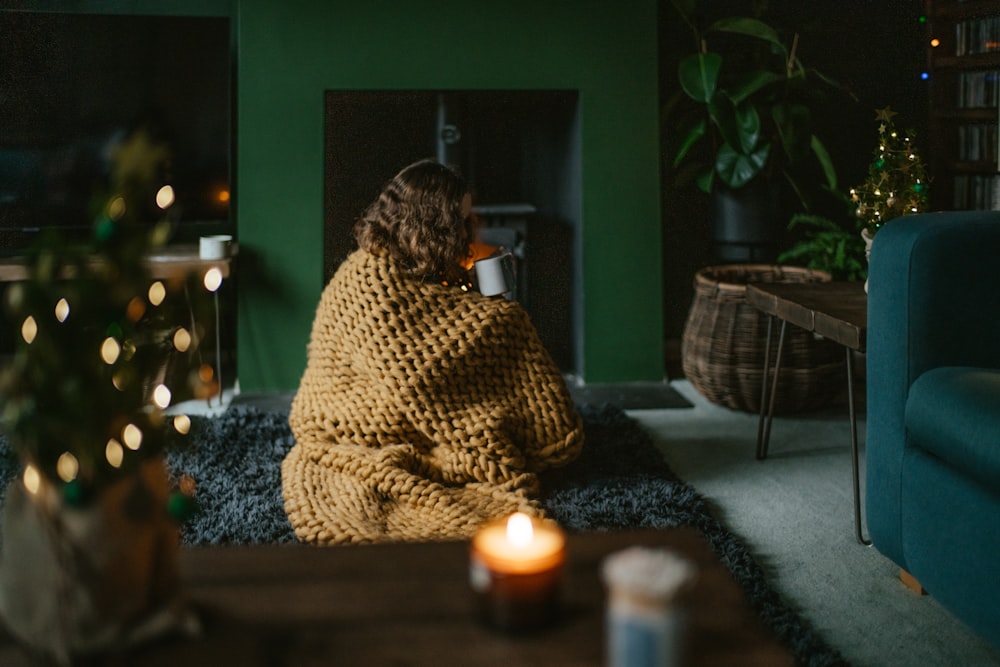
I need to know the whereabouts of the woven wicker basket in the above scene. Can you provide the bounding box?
[681,264,844,414]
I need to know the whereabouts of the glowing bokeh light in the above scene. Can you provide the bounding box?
[23,465,41,495]
[198,364,215,383]
[173,327,192,352]
[100,337,121,365]
[106,439,124,468]
[126,296,146,322]
[108,196,126,220]
[21,316,37,344]
[55,298,70,322]
[203,267,223,292]
[156,184,176,209]
[123,423,143,451]
[153,384,172,409]
[148,281,166,306]
[56,452,79,483]
[173,414,192,435]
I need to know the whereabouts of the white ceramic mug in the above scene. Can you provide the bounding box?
[199,235,233,260]
[474,251,516,298]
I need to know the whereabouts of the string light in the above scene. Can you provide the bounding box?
[56,452,79,483]
[203,267,223,292]
[105,439,124,468]
[126,296,146,322]
[100,337,121,365]
[173,327,192,352]
[108,196,126,220]
[111,368,131,391]
[122,423,143,451]
[54,298,70,323]
[23,465,41,495]
[173,414,191,435]
[155,185,175,209]
[21,316,37,344]
[148,281,166,306]
[152,384,172,409]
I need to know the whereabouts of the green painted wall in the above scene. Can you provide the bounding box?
[236,0,663,391]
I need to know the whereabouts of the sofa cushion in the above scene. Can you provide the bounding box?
[905,367,1000,490]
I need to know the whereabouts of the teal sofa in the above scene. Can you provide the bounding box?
[866,210,1000,649]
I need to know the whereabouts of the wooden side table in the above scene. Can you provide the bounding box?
[745,281,870,545]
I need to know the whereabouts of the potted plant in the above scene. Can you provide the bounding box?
[777,190,868,282]
[849,107,929,276]
[665,1,850,260]
[777,212,867,281]
[0,125,214,664]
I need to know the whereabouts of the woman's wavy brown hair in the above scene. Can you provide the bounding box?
[354,159,473,283]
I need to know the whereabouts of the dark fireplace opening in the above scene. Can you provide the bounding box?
[324,90,581,372]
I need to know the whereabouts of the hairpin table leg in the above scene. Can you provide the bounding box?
[756,317,786,461]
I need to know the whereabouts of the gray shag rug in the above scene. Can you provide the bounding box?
[0,404,847,666]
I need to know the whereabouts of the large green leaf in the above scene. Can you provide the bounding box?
[678,52,721,104]
[710,94,760,155]
[707,17,785,51]
[772,103,812,163]
[715,141,770,189]
[732,102,761,154]
[810,135,838,190]
[728,70,783,104]
[672,118,707,167]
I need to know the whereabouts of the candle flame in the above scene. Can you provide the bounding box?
[506,512,534,547]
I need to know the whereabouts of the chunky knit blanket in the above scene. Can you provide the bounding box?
[282,250,584,544]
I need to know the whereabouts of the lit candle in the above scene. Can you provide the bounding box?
[469,512,566,632]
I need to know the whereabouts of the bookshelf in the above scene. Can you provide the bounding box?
[927,0,1000,210]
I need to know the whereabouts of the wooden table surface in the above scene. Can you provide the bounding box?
[745,281,868,352]
[0,528,793,666]
[0,243,234,283]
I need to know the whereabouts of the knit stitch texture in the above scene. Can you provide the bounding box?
[282,250,584,544]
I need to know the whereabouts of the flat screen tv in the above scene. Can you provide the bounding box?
[0,11,232,250]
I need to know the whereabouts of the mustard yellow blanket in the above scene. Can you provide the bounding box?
[281,250,583,544]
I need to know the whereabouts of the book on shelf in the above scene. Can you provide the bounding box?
[957,123,999,162]
[953,174,1000,210]
[954,17,1000,56]
[956,71,1000,108]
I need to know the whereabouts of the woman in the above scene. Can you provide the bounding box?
[281,159,583,544]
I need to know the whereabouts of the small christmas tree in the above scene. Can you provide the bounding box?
[0,125,218,506]
[850,107,929,237]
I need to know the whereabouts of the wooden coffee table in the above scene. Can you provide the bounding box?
[0,529,794,665]
[745,280,869,544]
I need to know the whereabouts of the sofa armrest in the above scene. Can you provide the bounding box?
[865,210,1000,565]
